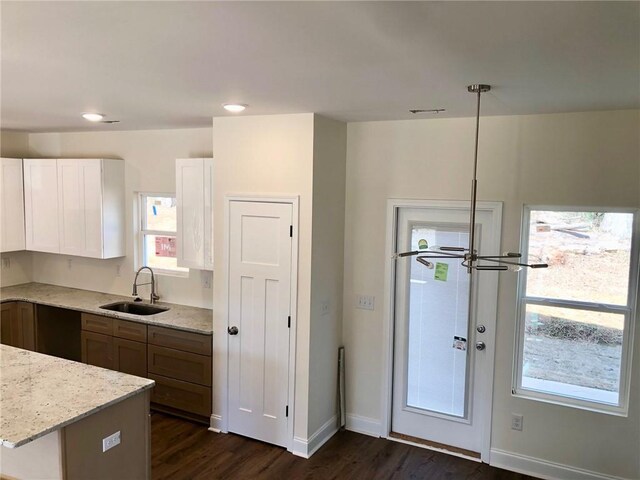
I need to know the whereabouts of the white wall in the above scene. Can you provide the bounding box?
[343,110,640,478]
[1,131,29,158]
[211,113,315,442]
[4,128,214,308]
[308,116,347,436]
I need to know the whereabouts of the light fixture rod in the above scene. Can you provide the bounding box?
[467,86,485,272]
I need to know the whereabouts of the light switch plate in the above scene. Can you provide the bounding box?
[356,295,375,311]
[1,257,10,270]
[201,270,212,289]
[102,431,121,452]
[321,301,330,316]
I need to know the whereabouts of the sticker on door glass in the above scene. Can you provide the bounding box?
[434,262,449,281]
[418,239,429,250]
[452,336,467,351]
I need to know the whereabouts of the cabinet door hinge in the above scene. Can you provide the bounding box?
[289,225,293,237]
[287,316,291,328]
[286,405,289,417]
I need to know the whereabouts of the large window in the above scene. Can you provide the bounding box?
[514,207,638,414]
[138,193,188,275]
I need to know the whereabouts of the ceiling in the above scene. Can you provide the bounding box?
[1,1,638,132]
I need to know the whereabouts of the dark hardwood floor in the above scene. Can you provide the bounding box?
[151,412,537,480]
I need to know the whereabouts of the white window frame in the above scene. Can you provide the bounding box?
[137,192,188,277]
[513,205,639,416]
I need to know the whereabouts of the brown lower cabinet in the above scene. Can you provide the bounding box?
[80,313,212,423]
[81,330,114,369]
[0,301,35,351]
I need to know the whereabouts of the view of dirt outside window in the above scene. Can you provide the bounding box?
[518,210,636,407]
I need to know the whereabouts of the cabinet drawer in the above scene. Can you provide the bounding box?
[149,374,211,417]
[81,313,113,335]
[148,345,211,386]
[148,326,211,356]
[114,319,147,342]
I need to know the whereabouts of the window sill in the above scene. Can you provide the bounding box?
[512,382,628,417]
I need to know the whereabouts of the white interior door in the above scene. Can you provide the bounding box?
[228,200,293,447]
[391,202,501,459]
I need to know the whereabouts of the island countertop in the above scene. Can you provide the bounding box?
[0,344,155,448]
[0,282,213,335]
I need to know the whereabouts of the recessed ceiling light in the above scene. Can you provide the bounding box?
[223,104,247,113]
[82,112,105,122]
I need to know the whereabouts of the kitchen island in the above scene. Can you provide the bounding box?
[0,344,154,480]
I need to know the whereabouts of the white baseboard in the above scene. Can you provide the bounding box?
[345,413,381,438]
[290,415,339,459]
[209,414,225,433]
[490,449,631,480]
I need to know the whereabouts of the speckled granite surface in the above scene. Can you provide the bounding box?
[0,345,154,448]
[0,283,213,334]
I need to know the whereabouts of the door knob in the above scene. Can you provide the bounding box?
[228,326,239,335]
[476,325,486,333]
[475,341,486,351]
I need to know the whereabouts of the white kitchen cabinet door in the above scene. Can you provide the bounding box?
[58,159,124,259]
[0,158,26,252]
[24,159,60,253]
[176,158,213,270]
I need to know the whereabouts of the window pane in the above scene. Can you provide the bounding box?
[143,196,177,232]
[143,235,187,272]
[522,304,623,405]
[526,211,633,306]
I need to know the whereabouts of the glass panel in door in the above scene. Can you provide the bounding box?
[406,223,471,418]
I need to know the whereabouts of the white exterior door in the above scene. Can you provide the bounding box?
[391,202,501,459]
[227,200,293,447]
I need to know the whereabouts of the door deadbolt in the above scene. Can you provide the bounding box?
[475,341,486,351]
[228,326,239,335]
[476,325,486,333]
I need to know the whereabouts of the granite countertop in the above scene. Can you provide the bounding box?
[0,344,155,448]
[0,283,213,335]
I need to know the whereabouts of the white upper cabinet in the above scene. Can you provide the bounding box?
[25,158,125,258]
[24,159,60,253]
[176,158,213,270]
[0,158,26,253]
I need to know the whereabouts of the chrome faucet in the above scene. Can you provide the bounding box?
[132,266,160,304]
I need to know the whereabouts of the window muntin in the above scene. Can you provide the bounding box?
[515,207,638,413]
[138,194,187,275]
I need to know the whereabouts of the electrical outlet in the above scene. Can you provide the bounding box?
[201,270,212,289]
[321,301,330,316]
[1,257,10,270]
[356,295,375,311]
[102,431,121,452]
[67,258,73,270]
[511,414,523,431]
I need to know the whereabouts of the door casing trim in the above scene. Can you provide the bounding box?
[381,198,502,462]
[222,194,300,453]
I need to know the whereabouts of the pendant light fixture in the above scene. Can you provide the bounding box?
[394,84,548,273]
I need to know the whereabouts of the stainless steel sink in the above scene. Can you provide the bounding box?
[99,301,169,316]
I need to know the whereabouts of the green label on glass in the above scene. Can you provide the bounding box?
[418,239,429,250]
[434,262,449,281]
